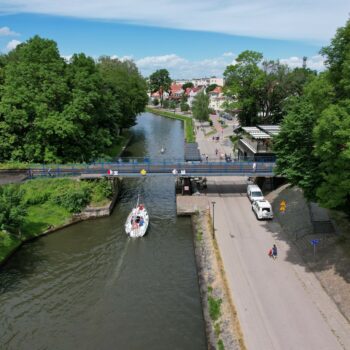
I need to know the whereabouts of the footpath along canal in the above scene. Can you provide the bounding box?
[0,112,207,350]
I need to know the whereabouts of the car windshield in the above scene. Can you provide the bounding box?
[262,208,270,212]
[252,191,263,197]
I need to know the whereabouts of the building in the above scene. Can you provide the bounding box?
[234,125,280,161]
[208,86,226,112]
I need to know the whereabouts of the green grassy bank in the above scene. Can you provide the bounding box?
[145,106,195,143]
[0,177,114,265]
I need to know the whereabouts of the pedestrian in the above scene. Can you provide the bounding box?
[268,248,273,258]
[215,148,218,156]
[272,244,277,259]
[206,154,209,162]
[252,162,256,172]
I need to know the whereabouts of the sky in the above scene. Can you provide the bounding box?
[0,0,348,78]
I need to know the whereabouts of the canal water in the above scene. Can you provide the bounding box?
[0,113,207,350]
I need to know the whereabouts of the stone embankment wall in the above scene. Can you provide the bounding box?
[78,177,121,219]
[177,195,244,350]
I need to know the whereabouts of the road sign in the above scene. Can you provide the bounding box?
[311,239,320,246]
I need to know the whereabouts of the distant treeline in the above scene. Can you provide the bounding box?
[0,36,148,163]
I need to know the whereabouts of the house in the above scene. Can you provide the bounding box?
[186,87,204,107]
[234,125,280,161]
[208,86,226,112]
[169,83,184,101]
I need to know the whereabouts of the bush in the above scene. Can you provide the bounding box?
[51,186,91,213]
[162,99,170,109]
[180,102,190,112]
[152,98,159,106]
[0,185,27,234]
[170,101,176,109]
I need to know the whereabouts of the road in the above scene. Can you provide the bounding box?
[196,116,350,349]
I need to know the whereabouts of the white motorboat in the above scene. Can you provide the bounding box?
[125,196,149,237]
[160,146,165,154]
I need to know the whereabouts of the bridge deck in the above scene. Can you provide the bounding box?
[27,161,276,178]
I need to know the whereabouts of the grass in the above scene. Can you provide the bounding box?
[146,106,196,142]
[0,177,114,264]
[217,339,225,350]
[21,203,71,238]
[205,128,217,137]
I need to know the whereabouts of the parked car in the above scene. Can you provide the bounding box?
[247,184,264,202]
[252,199,273,220]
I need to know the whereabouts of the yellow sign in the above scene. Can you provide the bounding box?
[140,169,147,175]
[280,200,286,212]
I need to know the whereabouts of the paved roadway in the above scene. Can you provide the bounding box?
[196,117,350,349]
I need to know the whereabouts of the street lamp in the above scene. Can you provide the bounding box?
[211,201,216,238]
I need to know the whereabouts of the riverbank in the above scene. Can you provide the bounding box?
[0,177,120,267]
[145,106,195,142]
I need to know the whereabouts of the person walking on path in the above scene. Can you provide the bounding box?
[272,244,278,259]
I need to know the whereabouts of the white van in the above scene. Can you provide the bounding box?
[247,184,264,202]
[252,199,273,220]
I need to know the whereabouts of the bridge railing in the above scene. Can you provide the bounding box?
[27,160,276,178]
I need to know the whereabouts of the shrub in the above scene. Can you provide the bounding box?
[208,295,222,321]
[0,185,27,234]
[162,99,170,109]
[51,186,91,213]
[180,102,190,112]
[152,98,159,106]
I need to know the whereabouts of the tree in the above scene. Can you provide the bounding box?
[0,36,69,162]
[313,103,350,209]
[273,97,322,200]
[149,69,171,107]
[169,100,176,110]
[182,82,194,90]
[192,91,210,121]
[321,18,350,99]
[98,56,148,132]
[0,185,26,235]
[206,84,218,93]
[162,99,170,109]
[180,102,190,112]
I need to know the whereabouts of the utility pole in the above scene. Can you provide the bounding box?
[211,201,216,238]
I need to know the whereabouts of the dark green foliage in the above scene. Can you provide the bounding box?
[182,82,194,90]
[0,36,147,163]
[51,186,91,213]
[162,99,170,109]
[217,339,225,350]
[152,98,159,106]
[273,98,321,200]
[224,50,315,126]
[180,102,190,112]
[206,84,218,93]
[321,18,350,99]
[149,69,172,106]
[0,185,26,234]
[98,56,148,131]
[169,100,176,109]
[274,18,350,209]
[192,91,209,121]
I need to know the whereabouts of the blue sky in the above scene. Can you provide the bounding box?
[0,1,348,78]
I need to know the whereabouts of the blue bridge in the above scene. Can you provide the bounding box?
[27,157,276,178]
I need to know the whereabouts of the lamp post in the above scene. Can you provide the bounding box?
[211,201,216,238]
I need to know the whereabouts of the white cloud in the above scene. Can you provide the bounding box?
[0,26,19,36]
[135,52,325,79]
[223,52,235,57]
[136,53,236,78]
[6,39,21,51]
[110,54,134,61]
[0,0,348,41]
[280,55,325,70]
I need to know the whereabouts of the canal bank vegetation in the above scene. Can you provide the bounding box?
[192,211,245,350]
[0,177,114,264]
[145,106,195,142]
[0,36,148,164]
